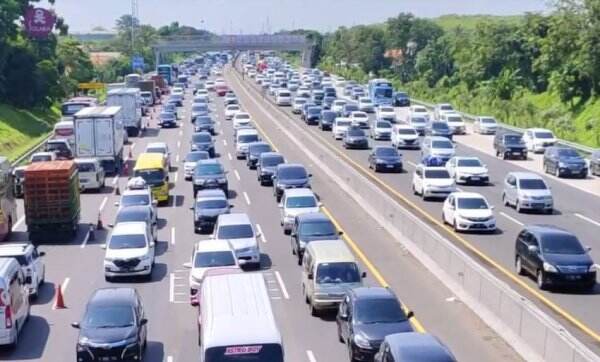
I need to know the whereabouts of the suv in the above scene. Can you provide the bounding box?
[515,225,595,290]
[75,158,105,192]
[319,110,337,131]
[493,132,527,160]
[114,205,158,243]
[523,128,557,153]
[190,132,215,157]
[257,152,285,186]
[279,188,320,234]
[214,213,261,268]
[0,243,45,297]
[290,212,341,264]
[46,139,73,159]
[543,146,587,178]
[343,126,369,149]
[502,172,553,214]
[192,159,228,196]
[193,189,231,233]
[246,142,273,169]
[103,222,155,281]
[272,164,312,202]
[420,136,455,164]
[375,333,456,362]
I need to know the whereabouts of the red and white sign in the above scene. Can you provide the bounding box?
[24,7,56,39]
[224,345,263,355]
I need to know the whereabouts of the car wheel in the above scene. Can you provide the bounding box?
[554,166,561,178]
[348,344,358,362]
[537,270,547,290]
[337,324,344,343]
[515,200,522,213]
[543,163,549,174]
[453,219,459,232]
[310,301,319,317]
[514,256,526,276]
[502,193,509,207]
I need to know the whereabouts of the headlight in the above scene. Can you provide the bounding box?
[353,334,371,349]
[194,179,205,185]
[217,178,227,184]
[543,262,557,273]
[521,194,531,200]
[589,264,597,273]
[559,162,567,168]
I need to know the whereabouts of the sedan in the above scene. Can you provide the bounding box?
[358,97,375,113]
[193,116,215,135]
[224,104,241,120]
[158,111,177,128]
[246,142,273,169]
[343,127,369,149]
[442,192,496,232]
[368,146,402,172]
[371,120,393,140]
[445,157,489,184]
[375,105,396,123]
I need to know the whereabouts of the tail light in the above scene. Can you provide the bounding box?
[5,306,12,328]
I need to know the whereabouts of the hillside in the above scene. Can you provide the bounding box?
[432,14,524,31]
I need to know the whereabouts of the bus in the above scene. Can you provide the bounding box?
[133,153,169,205]
[368,78,394,106]
[0,157,17,241]
[157,64,175,85]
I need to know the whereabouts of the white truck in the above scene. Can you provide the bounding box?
[106,88,142,136]
[73,106,125,175]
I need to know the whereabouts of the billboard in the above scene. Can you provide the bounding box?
[24,7,56,39]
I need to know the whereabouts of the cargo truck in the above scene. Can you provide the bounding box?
[106,88,142,136]
[151,75,168,95]
[74,106,125,175]
[138,80,156,105]
[24,160,81,242]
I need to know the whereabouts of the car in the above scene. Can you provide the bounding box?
[75,158,106,192]
[408,105,430,121]
[287,80,299,91]
[592,150,600,176]
[290,212,340,264]
[103,221,155,281]
[391,124,419,149]
[257,152,285,186]
[543,146,588,178]
[441,112,466,135]
[193,189,231,233]
[279,188,320,234]
[192,159,228,196]
[515,225,596,290]
[311,90,325,105]
[12,165,25,198]
[72,288,148,362]
[493,132,528,160]
[333,117,352,140]
[297,86,311,98]
[358,97,375,113]
[114,205,158,242]
[29,151,56,163]
[115,181,158,218]
[374,333,457,362]
[426,121,453,140]
[0,243,45,297]
[193,115,215,135]
[408,115,427,136]
[393,91,411,107]
[351,87,365,100]
[341,103,359,117]
[158,111,177,128]
[224,104,241,120]
[235,128,260,159]
[332,99,347,115]
[371,120,393,140]
[190,132,215,157]
[433,103,454,119]
[420,136,455,164]
[343,84,354,96]
[349,111,369,129]
[183,151,209,180]
[144,142,171,170]
[162,103,178,119]
[375,105,396,123]
[322,95,336,110]
[190,103,209,121]
[184,239,241,305]
[523,128,557,153]
[246,142,273,169]
[502,172,553,213]
[474,116,498,134]
[368,146,403,172]
[343,126,369,149]
[213,213,261,268]
[272,163,312,202]
[232,112,252,129]
[337,287,415,362]
[305,106,322,125]
[0,258,30,347]
[412,165,456,200]
[205,81,216,91]
[46,139,73,159]
[445,156,489,184]
[292,98,308,114]
[442,192,496,232]
[224,94,238,105]
[319,110,337,131]
[275,89,292,106]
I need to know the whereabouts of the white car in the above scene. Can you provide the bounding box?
[0,243,45,297]
[184,239,242,306]
[183,151,209,180]
[523,128,557,153]
[434,103,454,119]
[408,105,430,122]
[412,165,456,200]
[233,112,252,129]
[75,158,105,192]
[474,116,498,134]
[224,104,241,120]
[235,128,260,158]
[350,111,369,129]
[358,97,375,113]
[30,151,56,163]
[145,142,171,170]
[409,115,428,135]
[276,90,292,106]
[445,156,489,184]
[371,120,393,140]
[442,192,496,232]
[171,87,184,98]
[214,213,261,268]
[376,105,396,123]
[192,94,209,104]
[391,124,420,149]
[194,89,209,97]
[103,221,155,280]
[279,188,320,234]
[334,76,346,87]
[332,99,347,115]
[297,86,311,98]
[333,118,352,140]
[441,112,466,135]
[292,98,308,114]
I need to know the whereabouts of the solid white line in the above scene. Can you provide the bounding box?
[243,191,251,205]
[234,170,241,181]
[130,143,136,150]
[574,213,600,228]
[256,223,267,243]
[175,154,180,163]
[80,228,91,248]
[177,141,181,148]
[179,130,183,136]
[306,350,317,362]
[62,277,70,294]
[171,227,176,245]
[12,216,24,231]
[169,273,175,303]
[111,176,119,186]
[223,139,228,146]
[274,271,290,300]
[228,152,233,161]
[500,212,524,226]
[174,172,179,184]
[167,356,173,362]
[98,196,108,212]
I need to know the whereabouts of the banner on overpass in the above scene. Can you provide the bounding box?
[78,82,106,90]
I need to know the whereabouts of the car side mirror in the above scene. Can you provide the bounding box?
[140,318,148,326]
[278,203,283,208]
[308,173,313,177]
[291,232,297,237]
[361,271,367,278]
[152,200,158,206]
[406,310,415,319]
[339,312,348,321]
[318,202,323,207]
[307,272,314,280]
[585,246,592,252]
[108,223,114,228]
[71,322,80,329]
[150,242,155,248]
[183,262,192,269]
[256,231,262,238]
[190,206,195,210]
[338,231,344,236]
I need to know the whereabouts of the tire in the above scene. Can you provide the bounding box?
[543,163,549,174]
[412,184,418,195]
[515,256,525,275]
[537,270,547,290]
[515,200,522,213]
[453,220,459,232]
[554,166,561,178]
[338,325,344,343]
[502,193,509,207]
[310,301,319,317]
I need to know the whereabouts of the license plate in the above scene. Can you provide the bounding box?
[532,203,544,209]
[512,152,521,155]
[471,177,480,181]
[567,275,581,280]
[386,165,394,168]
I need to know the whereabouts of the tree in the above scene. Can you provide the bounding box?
[415,36,454,87]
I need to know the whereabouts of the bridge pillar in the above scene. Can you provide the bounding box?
[301,47,313,69]
[154,50,161,68]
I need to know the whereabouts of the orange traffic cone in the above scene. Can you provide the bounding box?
[54,284,66,309]
[97,212,104,230]
[123,162,129,177]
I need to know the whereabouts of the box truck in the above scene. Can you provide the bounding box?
[106,88,142,136]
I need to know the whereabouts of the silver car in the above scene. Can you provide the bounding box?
[420,136,456,164]
[474,116,498,135]
[502,172,553,214]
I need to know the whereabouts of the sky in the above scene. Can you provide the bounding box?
[41,0,549,34]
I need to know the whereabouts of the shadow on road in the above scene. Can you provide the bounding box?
[0,316,49,360]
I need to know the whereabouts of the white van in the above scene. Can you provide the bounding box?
[235,129,260,159]
[53,120,75,146]
[75,158,106,192]
[0,257,30,347]
[302,240,365,316]
[199,273,284,362]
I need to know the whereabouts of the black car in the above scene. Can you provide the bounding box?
[300,102,317,121]
[319,110,336,131]
[426,121,453,140]
[159,111,177,128]
[543,147,588,178]
[290,212,341,264]
[257,152,285,186]
[190,132,215,157]
[192,159,228,196]
[72,288,148,362]
[342,103,359,117]
[272,163,312,202]
[393,92,410,107]
[337,287,415,362]
[515,225,596,290]
[592,150,600,176]
[323,86,337,98]
[193,189,231,233]
[193,116,215,135]
[493,132,527,160]
[322,95,336,110]
[369,146,402,172]
[343,126,369,149]
[246,142,273,169]
[305,106,322,125]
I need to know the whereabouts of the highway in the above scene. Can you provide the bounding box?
[0,70,522,361]
[230,61,600,354]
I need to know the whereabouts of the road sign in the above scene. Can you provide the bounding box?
[78,82,105,90]
[24,7,56,39]
[132,55,145,70]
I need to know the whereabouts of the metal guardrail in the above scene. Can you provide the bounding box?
[10,133,53,167]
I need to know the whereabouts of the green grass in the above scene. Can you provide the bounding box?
[0,103,60,162]
[433,14,524,31]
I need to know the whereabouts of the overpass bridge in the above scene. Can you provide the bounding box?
[152,34,314,67]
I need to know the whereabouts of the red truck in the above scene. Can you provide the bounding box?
[151,75,169,95]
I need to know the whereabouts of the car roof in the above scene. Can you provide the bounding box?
[111,221,148,236]
[237,129,258,136]
[197,159,221,166]
[386,333,455,361]
[283,188,315,198]
[196,189,227,200]
[349,286,396,300]
[0,243,33,256]
[374,145,396,151]
[122,188,150,196]
[508,171,543,180]
[297,212,330,222]
[527,128,552,132]
[74,158,99,164]
[260,152,284,159]
[194,239,234,253]
[524,224,572,237]
[248,141,270,148]
[454,156,480,161]
[450,192,486,199]
[217,213,251,226]
[428,136,452,142]
[89,287,137,307]
[420,166,448,171]
[146,142,167,149]
[277,163,306,171]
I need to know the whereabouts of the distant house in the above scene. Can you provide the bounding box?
[71,31,116,42]
[89,52,122,66]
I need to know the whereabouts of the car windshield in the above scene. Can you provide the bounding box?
[432,140,453,149]
[116,210,148,223]
[432,123,449,131]
[308,108,321,114]
[519,179,547,190]
[535,131,554,139]
[262,156,284,167]
[375,148,398,157]
[376,122,391,128]
[195,117,212,124]
[457,197,488,209]
[411,117,426,124]
[186,152,209,162]
[121,194,150,207]
[440,105,453,111]
[425,170,450,178]
[481,118,496,124]
[557,149,580,158]
[160,113,175,120]
[249,145,271,155]
[197,199,228,209]
[398,129,416,135]
[347,129,364,137]
[134,169,165,186]
[337,121,352,127]
[504,135,523,144]
[295,99,307,104]
[109,234,147,249]
[316,262,360,284]
[31,155,52,162]
[146,147,166,154]
[196,164,224,175]
[355,298,407,324]
[217,225,253,239]
[83,305,134,329]
[286,196,317,208]
[447,116,462,122]
[238,134,259,143]
[457,159,482,167]
[279,167,307,179]
[192,105,208,112]
[47,143,66,151]
[323,112,336,121]
[192,134,211,143]
[414,107,427,113]
[541,234,585,255]
[195,251,236,268]
[299,220,336,237]
[345,105,358,111]
[227,106,240,111]
[76,163,96,172]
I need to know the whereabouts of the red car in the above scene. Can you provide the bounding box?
[216,85,228,96]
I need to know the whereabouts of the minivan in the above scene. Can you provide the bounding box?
[302,240,365,316]
[0,257,30,347]
[75,158,105,192]
[214,213,261,268]
[502,172,553,214]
